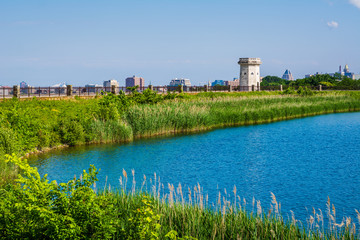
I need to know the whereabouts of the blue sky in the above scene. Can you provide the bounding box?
[0,0,359,86]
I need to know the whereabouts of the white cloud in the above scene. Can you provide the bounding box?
[349,0,360,9]
[327,21,339,29]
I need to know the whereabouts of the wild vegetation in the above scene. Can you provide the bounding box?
[261,74,360,89]
[1,90,360,185]
[1,89,360,238]
[1,154,360,239]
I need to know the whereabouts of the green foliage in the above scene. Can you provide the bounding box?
[0,127,19,155]
[58,118,85,146]
[337,76,360,88]
[282,87,296,94]
[319,81,334,86]
[297,86,314,96]
[0,154,118,239]
[292,74,337,86]
[176,85,184,93]
[261,75,290,86]
[131,88,163,105]
[127,195,161,239]
[1,91,360,239]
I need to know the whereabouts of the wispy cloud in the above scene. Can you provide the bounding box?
[327,21,339,29]
[349,0,360,9]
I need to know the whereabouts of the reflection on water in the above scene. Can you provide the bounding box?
[29,112,360,222]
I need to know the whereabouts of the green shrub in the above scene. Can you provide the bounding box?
[282,86,296,94]
[0,155,118,239]
[127,195,161,239]
[0,127,19,155]
[297,86,314,96]
[58,118,85,146]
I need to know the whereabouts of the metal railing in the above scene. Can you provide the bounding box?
[1,84,360,99]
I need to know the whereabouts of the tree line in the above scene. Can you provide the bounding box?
[261,74,360,88]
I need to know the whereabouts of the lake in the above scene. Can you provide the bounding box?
[30,112,360,223]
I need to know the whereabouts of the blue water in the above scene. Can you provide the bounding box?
[30,112,360,223]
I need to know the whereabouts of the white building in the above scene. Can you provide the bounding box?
[51,82,67,94]
[169,78,191,87]
[103,79,119,88]
[0,86,10,96]
[238,58,262,90]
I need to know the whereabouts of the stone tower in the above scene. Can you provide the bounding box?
[238,58,262,91]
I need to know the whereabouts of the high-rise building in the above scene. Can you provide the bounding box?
[282,69,294,81]
[125,76,145,89]
[169,78,191,87]
[20,81,27,88]
[306,64,360,80]
[238,58,262,91]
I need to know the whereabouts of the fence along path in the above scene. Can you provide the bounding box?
[1,84,359,99]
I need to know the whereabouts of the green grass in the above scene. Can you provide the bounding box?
[126,93,360,137]
[1,91,360,187]
[1,90,360,238]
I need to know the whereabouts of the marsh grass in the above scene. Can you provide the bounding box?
[108,169,360,239]
[126,94,360,137]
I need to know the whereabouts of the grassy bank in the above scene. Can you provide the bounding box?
[1,154,359,239]
[1,90,360,238]
[1,90,360,186]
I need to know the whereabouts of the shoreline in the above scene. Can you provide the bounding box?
[25,108,360,159]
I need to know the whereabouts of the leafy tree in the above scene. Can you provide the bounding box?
[292,74,337,87]
[261,76,290,86]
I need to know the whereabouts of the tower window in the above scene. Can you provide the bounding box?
[244,73,246,75]
[251,72,254,75]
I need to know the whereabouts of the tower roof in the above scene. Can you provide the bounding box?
[238,58,262,65]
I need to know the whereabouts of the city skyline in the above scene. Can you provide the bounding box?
[0,0,359,86]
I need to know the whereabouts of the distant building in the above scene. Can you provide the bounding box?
[103,79,119,88]
[19,81,33,94]
[52,82,67,88]
[341,64,360,80]
[0,86,10,96]
[52,82,67,94]
[85,84,102,93]
[211,80,225,86]
[20,81,27,88]
[282,69,294,81]
[126,76,145,89]
[224,78,239,87]
[305,64,360,80]
[169,78,191,87]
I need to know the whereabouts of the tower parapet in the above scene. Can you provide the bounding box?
[238,58,262,65]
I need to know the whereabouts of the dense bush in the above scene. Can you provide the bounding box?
[0,127,18,155]
[0,155,119,239]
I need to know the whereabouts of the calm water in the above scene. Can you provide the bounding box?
[30,112,360,222]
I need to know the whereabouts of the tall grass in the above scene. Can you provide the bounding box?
[107,169,360,239]
[126,94,360,136]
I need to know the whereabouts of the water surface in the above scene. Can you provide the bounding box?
[30,112,360,222]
